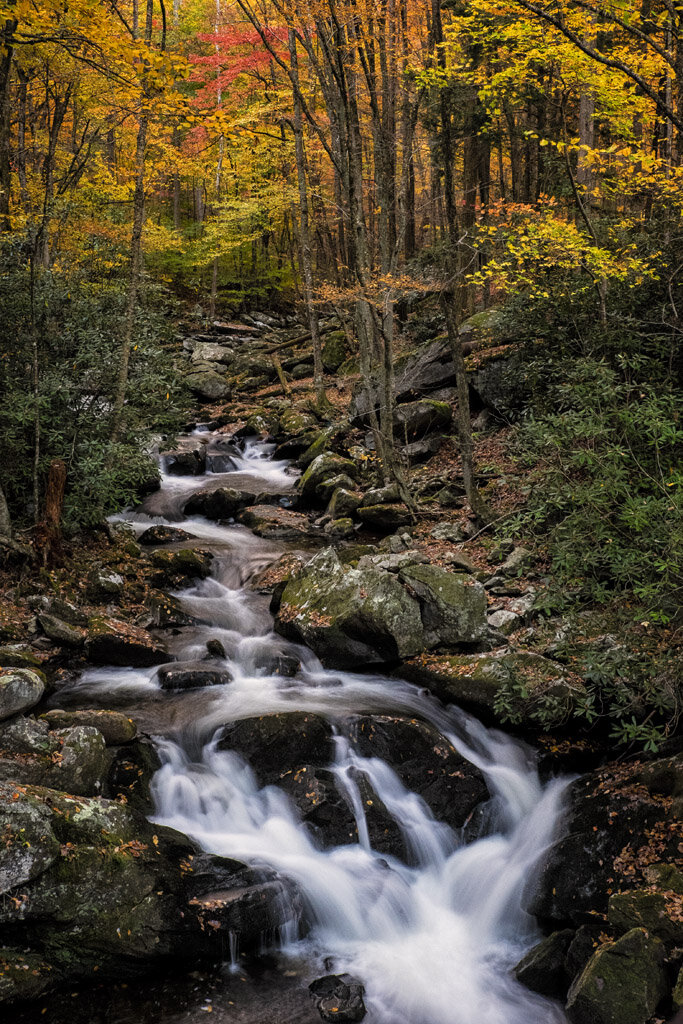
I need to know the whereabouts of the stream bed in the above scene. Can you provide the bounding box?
[21,433,570,1024]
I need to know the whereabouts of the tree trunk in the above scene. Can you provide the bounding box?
[34,459,66,567]
[0,18,16,231]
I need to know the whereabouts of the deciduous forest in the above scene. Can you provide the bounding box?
[0,0,682,1021]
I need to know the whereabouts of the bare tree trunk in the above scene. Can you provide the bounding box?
[0,18,16,231]
[288,30,325,408]
[108,0,154,452]
[35,459,66,567]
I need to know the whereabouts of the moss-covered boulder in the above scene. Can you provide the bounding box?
[238,505,315,541]
[85,617,169,668]
[392,399,452,440]
[0,669,45,722]
[514,929,574,998]
[399,650,584,725]
[150,548,213,587]
[327,487,363,519]
[321,330,348,372]
[279,407,318,437]
[299,452,359,503]
[40,710,137,746]
[275,547,423,669]
[184,369,230,401]
[37,613,85,648]
[0,646,42,671]
[398,564,487,647]
[0,720,107,796]
[608,888,683,945]
[298,426,343,469]
[565,928,666,1024]
[356,503,411,532]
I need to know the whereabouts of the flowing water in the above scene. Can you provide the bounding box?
[60,432,569,1024]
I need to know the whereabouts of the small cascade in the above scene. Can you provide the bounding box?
[60,431,569,1024]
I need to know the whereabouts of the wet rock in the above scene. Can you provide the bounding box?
[183,486,256,519]
[399,564,487,647]
[161,439,207,476]
[138,525,195,546]
[280,765,359,845]
[150,548,213,587]
[349,715,489,831]
[85,617,169,667]
[185,369,230,401]
[309,974,366,1022]
[37,613,85,647]
[262,652,301,677]
[393,399,452,440]
[188,876,303,946]
[0,669,45,721]
[238,505,315,541]
[107,738,162,813]
[275,547,423,669]
[148,592,199,629]
[205,638,227,659]
[530,755,679,925]
[514,929,574,998]
[299,453,359,503]
[219,712,333,783]
[40,710,137,746]
[565,928,666,1024]
[399,650,584,726]
[157,662,233,690]
[357,503,411,532]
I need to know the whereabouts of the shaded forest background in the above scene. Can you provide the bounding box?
[0,0,680,632]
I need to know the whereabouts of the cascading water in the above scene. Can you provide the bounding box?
[62,431,569,1024]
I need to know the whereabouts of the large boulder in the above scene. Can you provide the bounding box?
[184,369,230,402]
[85,617,169,667]
[0,669,45,721]
[160,438,207,476]
[150,548,213,587]
[392,399,452,440]
[356,503,412,532]
[219,712,333,784]
[565,928,667,1024]
[40,710,136,746]
[298,451,359,503]
[238,505,316,541]
[398,564,487,647]
[530,753,682,925]
[183,486,256,519]
[348,715,489,831]
[275,548,424,669]
[0,719,107,796]
[399,650,585,726]
[321,331,349,372]
[190,342,234,366]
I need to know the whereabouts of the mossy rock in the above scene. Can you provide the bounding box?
[608,888,683,946]
[298,426,342,468]
[327,487,363,519]
[398,564,487,648]
[299,452,359,503]
[275,547,423,669]
[41,710,137,746]
[150,548,213,587]
[279,407,318,437]
[0,947,55,1002]
[0,646,42,671]
[321,330,348,372]
[565,927,666,1024]
[0,669,45,722]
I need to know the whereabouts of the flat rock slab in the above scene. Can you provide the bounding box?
[238,505,315,541]
[157,662,233,691]
[86,618,170,667]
